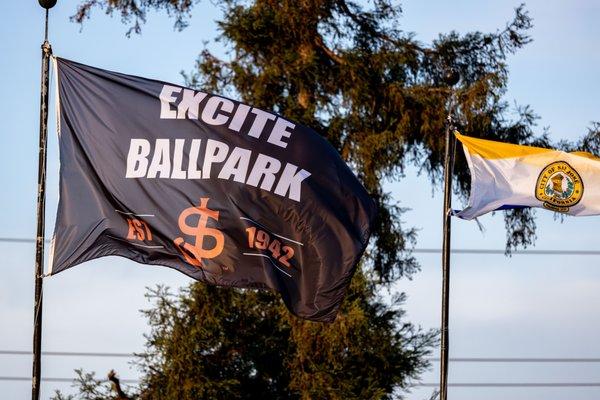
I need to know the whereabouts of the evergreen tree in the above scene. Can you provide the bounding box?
[54,1,599,399]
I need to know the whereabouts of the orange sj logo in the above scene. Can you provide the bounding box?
[174,198,225,267]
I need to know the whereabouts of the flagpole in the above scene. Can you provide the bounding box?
[32,1,56,399]
[439,69,459,400]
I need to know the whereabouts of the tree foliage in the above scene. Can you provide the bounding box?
[57,1,600,399]
[54,273,436,399]
[74,0,554,267]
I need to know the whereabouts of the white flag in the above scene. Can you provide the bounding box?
[455,132,600,220]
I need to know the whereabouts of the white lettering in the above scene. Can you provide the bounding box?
[202,96,234,126]
[268,118,294,148]
[187,139,202,179]
[274,164,311,202]
[171,139,187,179]
[125,138,311,201]
[228,103,251,132]
[147,139,171,178]
[125,139,150,178]
[159,85,181,119]
[177,89,207,119]
[218,147,252,183]
[248,108,276,138]
[202,139,230,178]
[246,154,281,190]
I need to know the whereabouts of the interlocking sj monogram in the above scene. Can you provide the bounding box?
[174,198,225,267]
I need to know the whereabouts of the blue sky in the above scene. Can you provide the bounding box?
[0,1,599,399]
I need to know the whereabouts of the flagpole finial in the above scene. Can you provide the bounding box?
[444,69,460,87]
[38,0,57,9]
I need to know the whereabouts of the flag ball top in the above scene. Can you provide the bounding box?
[39,0,57,9]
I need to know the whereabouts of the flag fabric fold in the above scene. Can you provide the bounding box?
[455,132,600,220]
[49,57,376,322]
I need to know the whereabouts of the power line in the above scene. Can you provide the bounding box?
[0,350,134,358]
[413,248,600,256]
[1,237,599,256]
[3,350,600,363]
[0,238,44,244]
[1,244,596,390]
[2,376,600,388]
[0,376,139,384]
[417,383,600,388]
[427,357,600,363]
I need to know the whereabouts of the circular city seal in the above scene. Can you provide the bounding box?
[535,161,584,213]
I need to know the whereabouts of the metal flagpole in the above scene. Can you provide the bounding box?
[439,69,459,400]
[32,1,57,399]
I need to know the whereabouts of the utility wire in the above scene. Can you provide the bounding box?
[0,238,44,244]
[1,237,599,256]
[417,383,600,387]
[2,350,600,363]
[2,376,600,387]
[413,248,600,255]
[427,357,600,363]
[0,350,134,358]
[0,376,139,384]
[2,239,599,387]
[2,353,600,387]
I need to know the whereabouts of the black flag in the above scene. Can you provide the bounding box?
[50,58,376,322]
